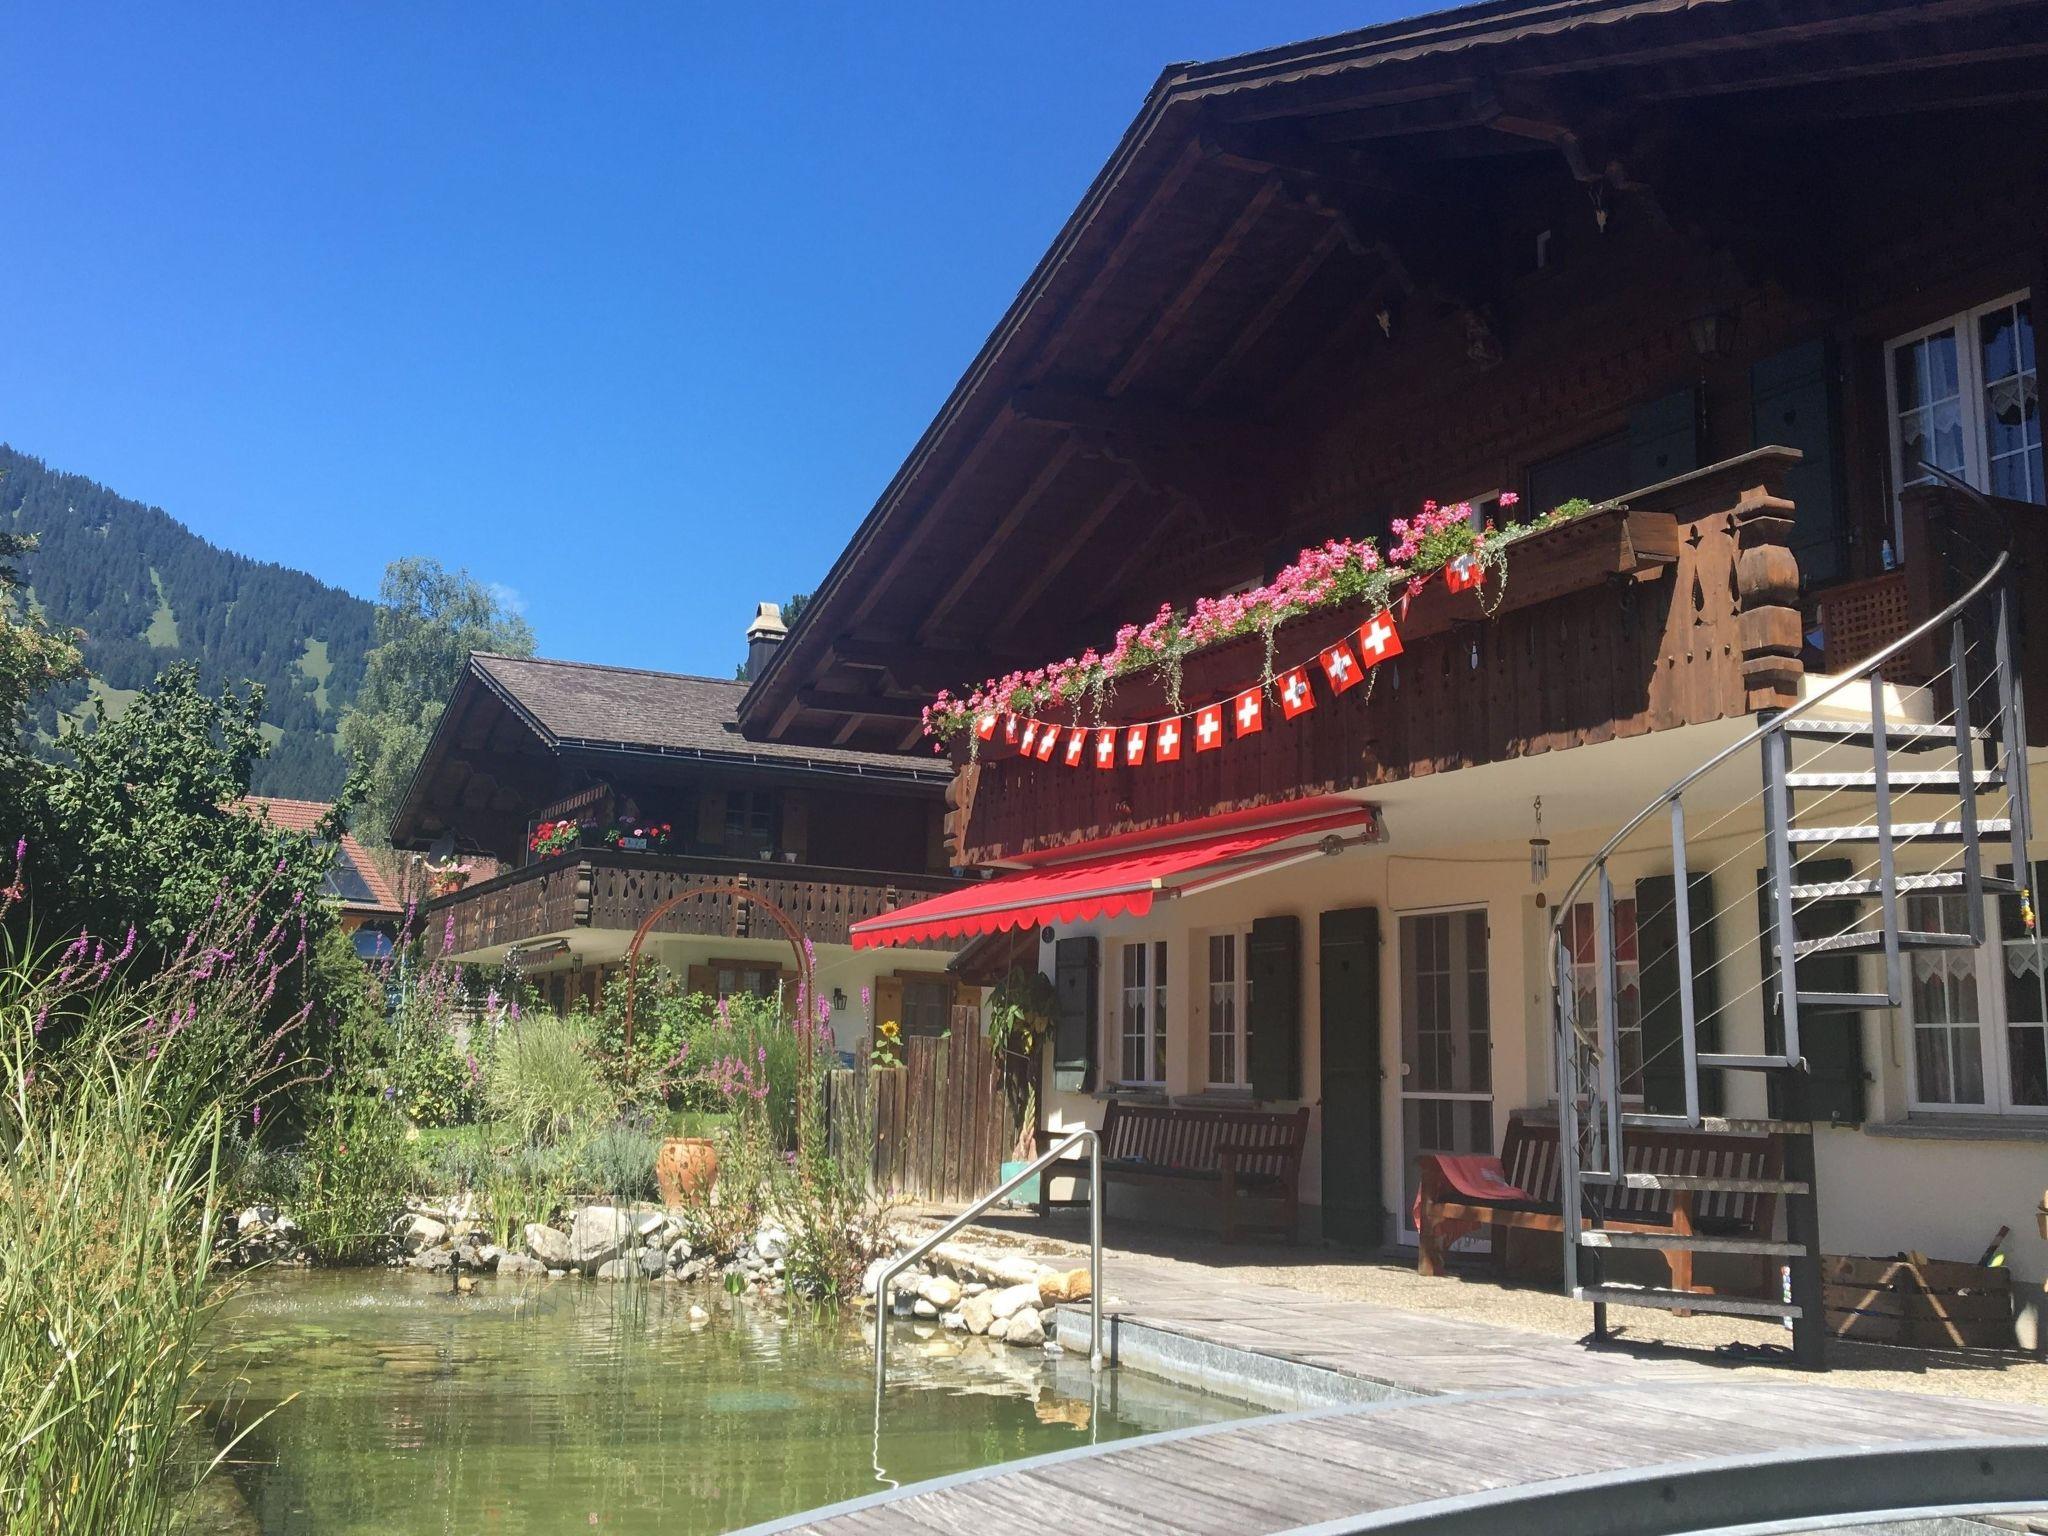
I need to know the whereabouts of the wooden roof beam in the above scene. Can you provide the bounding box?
[794,689,928,724]
[989,477,1139,643]
[915,437,1081,642]
[1189,222,1347,406]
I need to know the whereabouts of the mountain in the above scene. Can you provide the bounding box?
[0,445,374,797]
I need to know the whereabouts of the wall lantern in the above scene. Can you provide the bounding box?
[831,987,848,1011]
[1687,310,1738,359]
[1529,796,1550,886]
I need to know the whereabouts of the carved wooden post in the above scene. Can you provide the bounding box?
[1732,458,1804,713]
[572,859,595,927]
[943,754,980,869]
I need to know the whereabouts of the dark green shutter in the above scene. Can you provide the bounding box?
[1247,915,1303,1101]
[1757,861,1867,1123]
[1052,937,1099,1093]
[1319,907,1382,1246]
[1633,872,1724,1116]
[1752,339,1845,586]
[1628,385,1701,490]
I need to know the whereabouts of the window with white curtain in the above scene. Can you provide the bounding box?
[1887,293,2041,547]
[1905,878,2048,1116]
[1206,931,1249,1088]
[1117,939,1168,1085]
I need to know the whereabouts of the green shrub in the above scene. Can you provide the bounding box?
[572,1120,662,1202]
[294,1093,415,1264]
[588,972,805,1145]
[486,1012,615,1143]
[389,1021,478,1127]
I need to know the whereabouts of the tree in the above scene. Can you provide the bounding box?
[0,530,86,819]
[338,557,535,846]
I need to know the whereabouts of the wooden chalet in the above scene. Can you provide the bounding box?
[743,0,2048,1346]
[391,641,977,1050]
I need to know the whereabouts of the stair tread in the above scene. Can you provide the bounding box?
[1788,871,2017,899]
[1785,769,2004,789]
[1698,1052,1803,1070]
[1578,1232,1807,1257]
[1619,1171,1811,1193]
[1787,818,2011,841]
[1794,991,1901,1009]
[1620,1114,1812,1135]
[1578,1284,1802,1320]
[1787,718,1985,741]
[1792,929,1978,956]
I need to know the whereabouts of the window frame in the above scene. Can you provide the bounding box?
[1903,879,2048,1118]
[1114,938,1169,1087]
[1884,289,2041,553]
[1203,927,1252,1090]
[1561,896,1644,1102]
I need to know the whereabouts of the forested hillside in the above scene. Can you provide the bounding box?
[0,446,373,796]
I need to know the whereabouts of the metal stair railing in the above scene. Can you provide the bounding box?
[873,1127,1103,1397]
[1550,465,2037,1358]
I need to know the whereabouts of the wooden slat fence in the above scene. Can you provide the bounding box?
[826,1034,1012,1204]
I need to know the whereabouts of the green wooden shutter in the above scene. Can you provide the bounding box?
[1319,907,1383,1246]
[1628,384,1701,490]
[1752,339,1845,586]
[1052,937,1099,1094]
[1633,872,1725,1116]
[1247,915,1303,1101]
[1756,861,1867,1123]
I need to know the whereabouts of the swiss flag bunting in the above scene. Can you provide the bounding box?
[1358,609,1404,666]
[1064,727,1088,767]
[1444,553,1482,594]
[1278,665,1317,719]
[1232,687,1264,737]
[1194,705,1225,752]
[975,712,999,742]
[1318,641,1362,695]
[1003,715,1020,745]
[1094,728,1117,769]
[1124,723,1148,766]
[1034,721,1059,761]
[1154,716,1183,762]
[1017,719,1039,756]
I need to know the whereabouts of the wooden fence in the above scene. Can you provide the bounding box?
[827,1034,1014,1204]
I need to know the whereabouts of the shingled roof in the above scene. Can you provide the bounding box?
[237,797,404,918]
[470,654,950,780]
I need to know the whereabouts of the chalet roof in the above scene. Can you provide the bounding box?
[737,0,2047,752]
[236,796,404,918]
[469,653,950,778]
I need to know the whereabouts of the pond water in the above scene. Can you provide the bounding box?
[206,1272,1247,1534]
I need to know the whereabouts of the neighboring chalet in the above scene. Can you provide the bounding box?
[391,610,973,1054]
[239,796,403,954]
[742,0,2048,1349]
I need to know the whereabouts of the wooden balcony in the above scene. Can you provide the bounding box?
[948,449,1809,864]
[426,850,972,956]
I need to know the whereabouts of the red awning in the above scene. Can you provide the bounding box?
[851,806,1375,950]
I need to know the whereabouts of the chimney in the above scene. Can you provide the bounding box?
[743,602,787,683]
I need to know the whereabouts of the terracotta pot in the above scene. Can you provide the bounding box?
[656,1136,719,1206]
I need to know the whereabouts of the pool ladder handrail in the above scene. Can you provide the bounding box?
[873,1127,1103,1396]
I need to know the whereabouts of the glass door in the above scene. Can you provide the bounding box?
[1398,908,1492,1239]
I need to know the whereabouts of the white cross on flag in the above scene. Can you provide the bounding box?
[1154,717,1183,762]
[1034,721,1059,761]
[1064,727,1088,766]
[1018,720,1039,755]
[975,712,999,741]
[1125,724,1148,766]
[1445,553,1482,594]
[1279,665,1318,720]
[1233,687,1264,737]
[1195,704,1224,752]
[1094,728,1117,768]
[1358,609,1405,666]
[1003,714,1020,745]
[1318,640,1362,695]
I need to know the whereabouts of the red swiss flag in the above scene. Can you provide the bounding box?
[1232,687,1264,738]
[1358,609,1404,666]
[1064,727,1088,767]
[1124,724,1148,766]
[1003,715,1020,745]
[1153,716,1184,762]
[1278,666,1318,719]
[1318,640,1363,695]
[1094,728,1117,769]
[1018,719,1040,756]
[1034,722,1059,761]
[1444,553,1481,594]
[1194,705,1225,752]
[975,712,999,742]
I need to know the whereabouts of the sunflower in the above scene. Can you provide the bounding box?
[878,1019,901,1041]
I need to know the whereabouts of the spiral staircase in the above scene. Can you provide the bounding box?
[1552,469,2043,1366]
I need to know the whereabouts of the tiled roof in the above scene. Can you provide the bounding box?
[470,654,949,780]
[236,797,404,916]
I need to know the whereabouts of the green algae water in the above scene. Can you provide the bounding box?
[207,1272,1244,1534]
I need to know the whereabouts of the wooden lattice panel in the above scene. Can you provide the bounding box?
[1817,570,1918,682]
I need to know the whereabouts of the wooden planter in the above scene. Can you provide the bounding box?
[1823,1254,2015,1349]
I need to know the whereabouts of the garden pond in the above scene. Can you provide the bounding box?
[203,1271,1248,1534]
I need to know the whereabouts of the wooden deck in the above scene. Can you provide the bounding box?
[750,1382,2048,1534]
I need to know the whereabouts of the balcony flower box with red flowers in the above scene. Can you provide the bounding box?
[528,819,581,859]
[603,822,673,853]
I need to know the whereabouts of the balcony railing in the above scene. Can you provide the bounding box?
[425,850,972,956]
[947,448,1810,864]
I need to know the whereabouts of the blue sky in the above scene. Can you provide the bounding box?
[3,3,1392,677]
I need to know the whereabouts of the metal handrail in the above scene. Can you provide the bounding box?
[873,1128,1103,1394]
[1549,465,2016,944]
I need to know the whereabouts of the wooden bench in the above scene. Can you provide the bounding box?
[1416,1111,1784,1298]
[1037,1100,1310,1243]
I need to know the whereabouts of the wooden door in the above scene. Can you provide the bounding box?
[1319,906,1383,1247]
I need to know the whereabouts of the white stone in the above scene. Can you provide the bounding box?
[912,1298,938,1319]
[569,1207,636,1272]
[989,1282,1040,1321]
[861,1258,893,1297]
[688,1304,709,1323]
[941,1310,965,1332]
[754,1225,789,1263]
[397,1214,447,1254]
[1004,1309,1046,1347]
[960,1294,995,1335]
[918,1274,962,1310]
[594,1258,633,1281]
[962,1281,988,1297]
[985,1313,1011,1342]
[524,1223,572,1266]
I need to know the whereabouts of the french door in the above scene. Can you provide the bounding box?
[1397,908,1493,1239]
